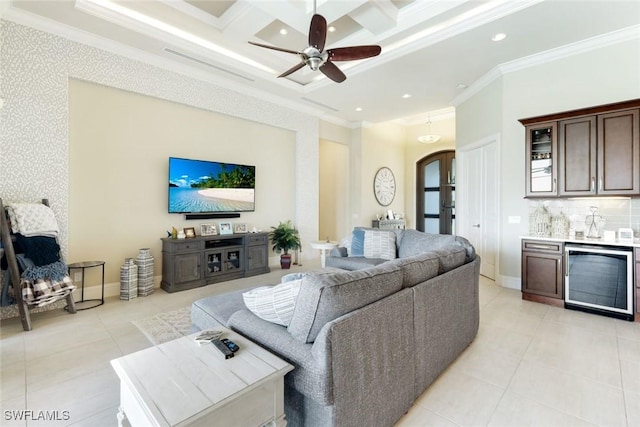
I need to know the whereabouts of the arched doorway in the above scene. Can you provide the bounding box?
[416,150,455,234]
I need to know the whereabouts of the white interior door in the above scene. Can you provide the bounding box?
[458,136,499,280]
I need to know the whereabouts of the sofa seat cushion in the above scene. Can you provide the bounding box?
[388,252,440,288]
[191,287,252,329]
[287,263,403,343]
[242,279,302,326]
[325,256,387,271]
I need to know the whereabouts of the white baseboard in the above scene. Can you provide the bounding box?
[73,276,162,300]
[499,275,521,290]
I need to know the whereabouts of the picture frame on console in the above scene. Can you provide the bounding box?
[234,223,248,234]
[184,227,196,238]
[200,223,217,236]
[219,222,233,235]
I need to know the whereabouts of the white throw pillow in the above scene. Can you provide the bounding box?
[242,279,302,326]
[363,230,396,260]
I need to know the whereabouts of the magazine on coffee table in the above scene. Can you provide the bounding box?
[194,329,223,344]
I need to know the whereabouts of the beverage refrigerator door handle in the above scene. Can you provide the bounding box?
[591,177,595,192]
[565,251,569,277]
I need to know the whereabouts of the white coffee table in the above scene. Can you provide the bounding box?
[111,329,293,427]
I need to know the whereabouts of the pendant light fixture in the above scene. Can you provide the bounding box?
[417,114,441,144]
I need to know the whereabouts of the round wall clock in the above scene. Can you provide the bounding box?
[374,167,396,206]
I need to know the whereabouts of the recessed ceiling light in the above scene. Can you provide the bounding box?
[402,94,412,99]
[328,26,336,32]
[355,107,363,112]
[491,32,506,42]
[457,83,468,89]
[280,28,288,35]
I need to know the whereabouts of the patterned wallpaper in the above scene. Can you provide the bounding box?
[0,20,320,255]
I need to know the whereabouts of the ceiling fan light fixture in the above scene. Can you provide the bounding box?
[248,12,380,83]
[307,56,323,71]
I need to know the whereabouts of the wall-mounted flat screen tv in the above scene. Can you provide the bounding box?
[168,157,255,213]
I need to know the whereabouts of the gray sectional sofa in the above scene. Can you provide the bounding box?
[191,229,480,427]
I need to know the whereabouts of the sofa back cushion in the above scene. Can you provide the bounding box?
[397,229,457,258]
[287,263,404,343]
[388,252,440,287]
[433,245,467,273]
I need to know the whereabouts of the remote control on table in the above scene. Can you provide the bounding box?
[221,338,239,353]
[211,339,234,359]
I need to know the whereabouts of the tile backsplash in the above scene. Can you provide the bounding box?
[528,198,640,237]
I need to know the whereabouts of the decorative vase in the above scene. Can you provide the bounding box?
[280,254,292,269]
[135,248,155,297]
[529,204,551,237]
[119,258,138,300]
[551,212,570,238]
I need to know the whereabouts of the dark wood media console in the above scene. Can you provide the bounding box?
[161,232,270,293]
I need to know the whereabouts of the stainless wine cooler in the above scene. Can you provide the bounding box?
[564,244,634,321]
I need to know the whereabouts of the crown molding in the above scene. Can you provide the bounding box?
[498,24,640,75]
[451,24,640,107]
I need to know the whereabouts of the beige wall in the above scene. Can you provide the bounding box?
[456,38,640,283]
[357,123,407,228]
[68,79,296,284]
[319,139,350,241]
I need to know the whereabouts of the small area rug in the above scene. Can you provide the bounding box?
[132,306,192,345]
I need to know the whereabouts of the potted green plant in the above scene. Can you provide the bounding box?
[268,220,301,269]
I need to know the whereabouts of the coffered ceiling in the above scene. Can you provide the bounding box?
[3,0,639,125]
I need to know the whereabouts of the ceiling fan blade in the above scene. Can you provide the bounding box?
[309,14,327,51]
[248,41,299,55]
[278,62,306,78]
[320,60,346,83]
[327,45,382,61]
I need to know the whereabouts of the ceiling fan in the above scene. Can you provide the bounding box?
[248,13,381,83]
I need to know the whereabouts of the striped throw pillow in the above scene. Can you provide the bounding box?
[242,279,302,326]
[363,230,396,260]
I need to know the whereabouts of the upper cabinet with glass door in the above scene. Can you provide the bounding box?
[520,99,640,199]
[525,122,557,197]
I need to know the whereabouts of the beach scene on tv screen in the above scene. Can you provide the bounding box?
[169,158,255,212]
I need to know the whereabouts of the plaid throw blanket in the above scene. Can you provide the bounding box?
[14,255,76,307]
[21,276,75,307]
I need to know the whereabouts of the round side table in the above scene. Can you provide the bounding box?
[67,261,105,310]
[310,241,338,268]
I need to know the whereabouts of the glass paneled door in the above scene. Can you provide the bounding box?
[416,151,455,234]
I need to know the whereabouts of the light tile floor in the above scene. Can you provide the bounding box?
[1,264,639,427]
